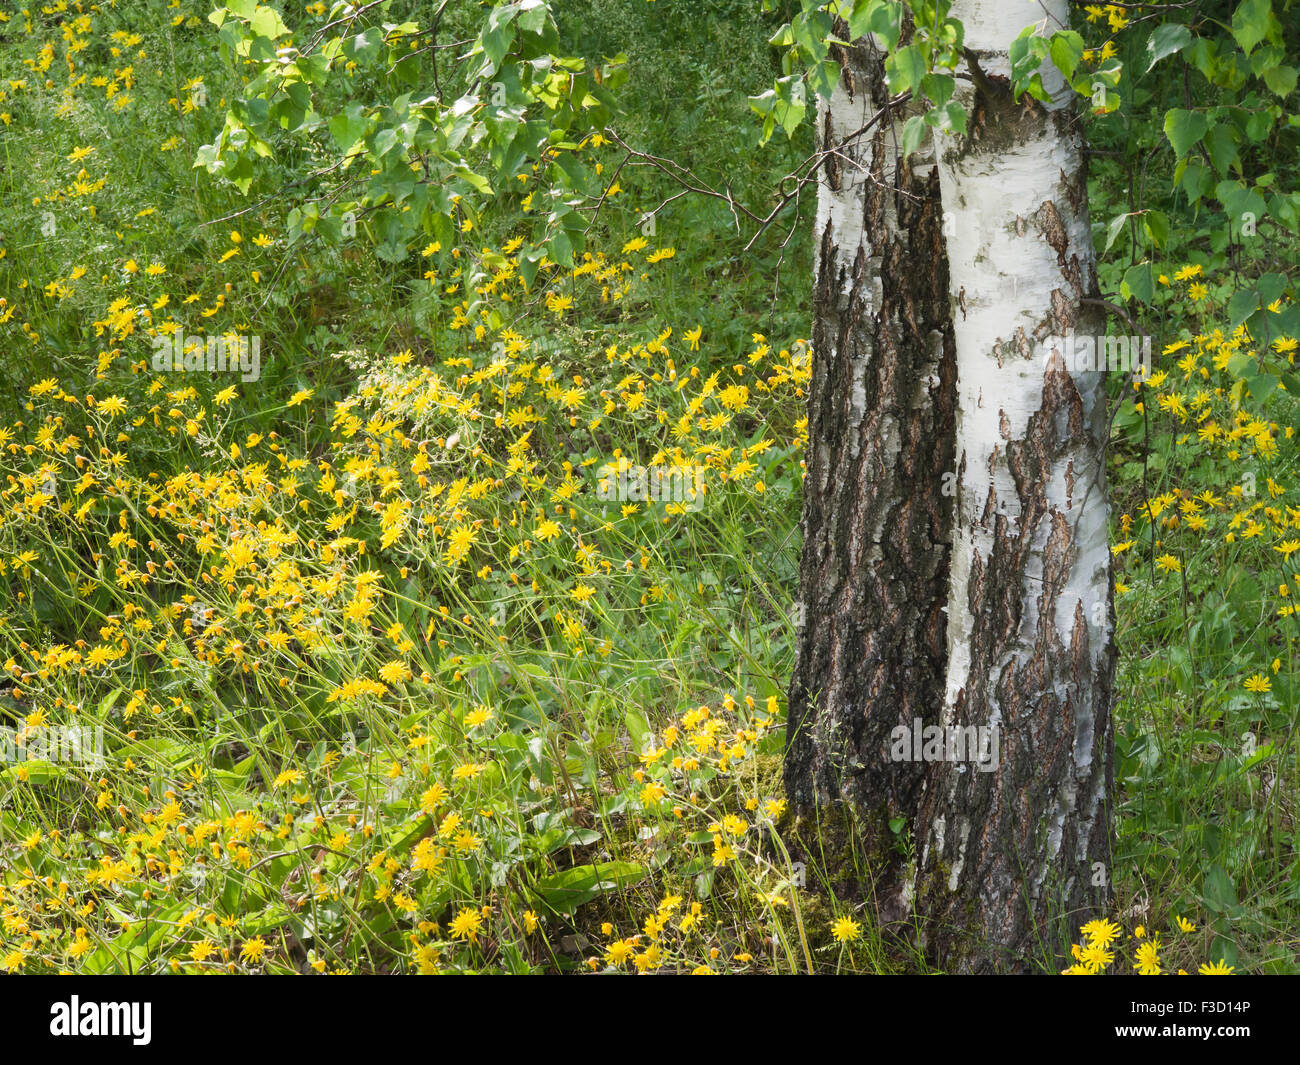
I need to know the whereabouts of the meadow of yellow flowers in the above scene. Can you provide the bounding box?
[0,0,1293,976]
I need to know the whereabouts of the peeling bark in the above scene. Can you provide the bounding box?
[912,0,1116,973]
[785,2,1116,974]
[785,28,957,918]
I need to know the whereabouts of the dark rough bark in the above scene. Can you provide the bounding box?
[912,75,1117,974]
[784,34,957,920]
[786,26,1116,972]
[912,359,1118,972]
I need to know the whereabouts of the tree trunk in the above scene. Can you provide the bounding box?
[912,0,1116,973]
[785,27,957,918]
[786,2,1116,973]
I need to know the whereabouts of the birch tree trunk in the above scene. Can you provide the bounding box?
[785,26,956,919]
[911,0,1116,972]
[785,2,1116,973]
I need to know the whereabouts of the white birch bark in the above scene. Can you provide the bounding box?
[913,0,1116,970]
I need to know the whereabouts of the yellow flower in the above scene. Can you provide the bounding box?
[464,705,494,728]
[831,916,861,943]
[420,783,447,814]
[1134,939,1161,975]
[605,938,635,965]
[240,937,267,963]
[1082,918,1121,949]
[449,907,483,942]
[1243,673,1271,693]
[1080,943,1114,972]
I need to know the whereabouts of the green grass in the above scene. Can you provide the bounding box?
[0,0,1294,975]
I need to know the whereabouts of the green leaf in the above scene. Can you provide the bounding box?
[1231,0,1275,56]
[249,4,288,39]
[1122,263,1155,303]
[1146,23,1191,71]
[547,227,573,268]
[371,127,398,159]
[868,1,902,53]
[480,24,515,74]
[1208,936,1239,971]
[517,0,548,34]
[1247,373,1279,401]
[1216,179,1266,222]
[845,0,883,41]
[532,861,647,915]
[1246,110,1275,141]
[768,21,795,47]
[1228,287,1259,328]
[624,708,651,754]
[900,113,928,159]
[1205,123,1239,175]
[1263,63,1297,96]
[886,44,927,95]
[1257,272,1287,306]
[1202,864,1237,914]
[920,72,954,107]
[1142,209,1170,248]
[936,100,967,136]
[0,760,68,785]
[1163,108,1207,157]
[1048,31,1084,81]
[809,58,841,100]
[1104,212,1130,252]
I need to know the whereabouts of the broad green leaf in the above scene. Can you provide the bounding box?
[1142,209,1169,248]
[1048,31,1084,81]
[1146,23,1191,71]
[1257,272,1288,306]
[1122,263,1155,303]
[1204,123,1239,174]
[1228,287,1259,328]
[1216,179,1266,222]
[846,0,883,41]
[1231,0,1275,56]
[532,861,647,915]
[1202,865,1237,914]
[1263,64,1297,96]
[920,72,954,107]
[249,4,288,39]
[900,113,928,159]
[869,1,902,53]
[886,43,927,95]
[1163,108,1207,157]
[1247,373,1279,401]
[517,0,548,34]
